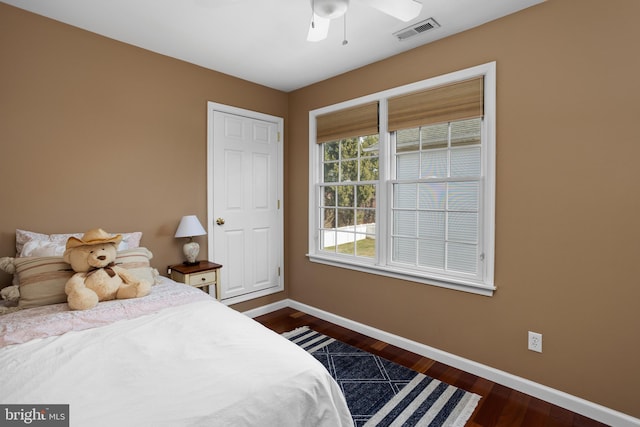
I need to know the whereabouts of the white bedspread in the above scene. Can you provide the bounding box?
[0,279,353,427]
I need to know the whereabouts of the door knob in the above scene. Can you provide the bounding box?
[216,218,225,226]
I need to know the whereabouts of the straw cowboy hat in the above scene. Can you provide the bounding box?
[66,228,123,249]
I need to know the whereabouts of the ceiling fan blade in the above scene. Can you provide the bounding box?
[307,14,331,42]
[360,0,422,21]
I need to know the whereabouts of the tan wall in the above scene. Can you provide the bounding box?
[287,0,640,418]
[0,3,288,309]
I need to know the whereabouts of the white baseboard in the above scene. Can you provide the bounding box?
[244,298,640,427]
[241,299,290,318]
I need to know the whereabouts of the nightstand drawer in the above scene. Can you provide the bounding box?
[188,271,216,286]
[168,261,223,300]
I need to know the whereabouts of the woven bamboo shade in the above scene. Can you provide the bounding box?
[316,101,379,143]
[388,77,484,131]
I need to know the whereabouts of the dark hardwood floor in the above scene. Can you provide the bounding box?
[254,307,609,427]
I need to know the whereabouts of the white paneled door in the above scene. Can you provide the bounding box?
[207,104,283,303]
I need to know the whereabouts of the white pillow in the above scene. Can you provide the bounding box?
[19,240,67,257]
[15,229,64,255]
[16,229,143,257]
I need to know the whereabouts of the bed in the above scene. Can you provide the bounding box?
[0,244,353,427]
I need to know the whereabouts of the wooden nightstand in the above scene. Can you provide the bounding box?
[168,261,223,299]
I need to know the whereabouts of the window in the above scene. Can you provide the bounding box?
[392,118,482,278]
[308,63,495,295]
[320,135,379,258]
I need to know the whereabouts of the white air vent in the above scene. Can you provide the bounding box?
[393,18,440,41]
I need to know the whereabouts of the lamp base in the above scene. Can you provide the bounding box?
[182,260,200,266]
[183,241,200,265]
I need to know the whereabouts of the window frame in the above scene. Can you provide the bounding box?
[308,62,496,296]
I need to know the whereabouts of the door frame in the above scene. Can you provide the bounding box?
[206,101,284,305]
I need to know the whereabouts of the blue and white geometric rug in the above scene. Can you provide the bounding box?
[283,326,481,427]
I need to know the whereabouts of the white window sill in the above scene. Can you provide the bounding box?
[307,253,495,297]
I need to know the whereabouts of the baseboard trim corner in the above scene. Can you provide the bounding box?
[242,298,291,319]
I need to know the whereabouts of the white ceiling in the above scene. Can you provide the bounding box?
[3,0,543,92]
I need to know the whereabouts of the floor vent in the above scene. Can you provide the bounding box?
[393,18,440,41]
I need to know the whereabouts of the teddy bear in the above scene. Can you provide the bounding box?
[0,257,20,315]
[64,228,151,310]
[0,284,20,315]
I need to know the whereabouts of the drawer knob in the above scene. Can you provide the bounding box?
[201,277,206,281]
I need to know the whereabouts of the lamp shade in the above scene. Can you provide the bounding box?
[174,215,207,238]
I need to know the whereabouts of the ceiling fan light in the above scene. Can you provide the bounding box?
[312,0,349,19]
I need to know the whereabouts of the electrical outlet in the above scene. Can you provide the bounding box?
[528,331,542,353]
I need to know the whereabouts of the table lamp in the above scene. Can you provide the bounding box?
[175,215,207,265]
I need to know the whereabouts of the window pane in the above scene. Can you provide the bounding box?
[447,242,477,274]
[418,211,445,239]
[323,141,339,161]
[394,183,416,209]
[356,208,375,226]
[322,186,336,207]
[396,128,419,153]
[451,146,481,177]
[355,235,375,258]
[418,240,445,269]
[447,212,478,243]
[397,152,420,180]
[418,182,446,210]
[340,138,358,160]
[356,184,376,208]
[320,229,336,251]
[337,233,355,255]
[337,208,354,228]
[324,162,338,183]
[448,182,479,211]
[421,123,448,150]
[451,118,481,147]
[341,159,358,181]
[337,185,354,207]
[322,208,335,228]
[361,135,379,157]
[360,156,379,180]
[393,211,416,237]
[393,237,416,264]
[421,150,447,178]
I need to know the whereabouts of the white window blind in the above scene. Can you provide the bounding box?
[392,118,482,278]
